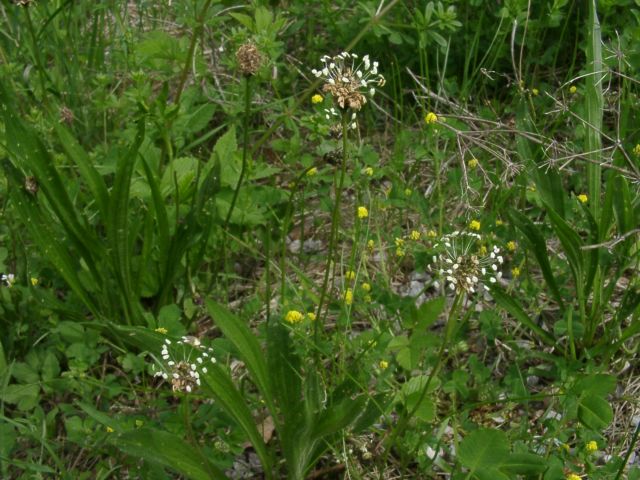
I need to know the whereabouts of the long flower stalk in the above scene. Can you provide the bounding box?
[314,113,350,345]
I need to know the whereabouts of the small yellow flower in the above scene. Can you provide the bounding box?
[404,188,412,197]
[569,85,577,94]
[395,237,404,247]
[479,245,488,256]
[511,267,521,278]
[345,270,356,281]
[633,144,640,157]
[344,288,353,305]
[284,310,304,324]
[532,88,539,96]
[367,239,375,250]
[566,474,581,480]
[306,167,318,176]
[585,440,598,453]
[495,219,504,226]
[106,426,114,433]
[311,94,323,104]
[306,312,317,321]
[364,294,372,303]
[468,158,479,169]
[154,327,168,334]
[469,220,481,231]
[427,229,437,238]
[357,206,369,219]
[379,360,389,370]
[409,230,421,241]
[364,167,374,176]
[361,282,371,292]
[424,112,438,124]
[577,194,588,204]
[396,248,405,258]
[30,277,39,286]
[507,241,517,252]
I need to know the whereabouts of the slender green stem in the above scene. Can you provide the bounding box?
[24,7,49,103]
[224,76,252,229]
[614,420,640,480]
[315,113,350,344]
[175,0,213,106]
[383,292,463,462]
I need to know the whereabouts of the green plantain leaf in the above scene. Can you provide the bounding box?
[499,452,548,475]
[114,427,225,480]
[509,209,564,308]
[200,364,273,476]
[205,300,275,414]
[491,287,556,346]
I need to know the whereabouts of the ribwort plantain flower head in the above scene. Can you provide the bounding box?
[312,52,385,111]
[430,231,504,294]
[236,43,263,76]
[152,337,216,394]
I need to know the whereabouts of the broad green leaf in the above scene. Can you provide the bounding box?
[311,395,368,441]
[2,162,98,315]
[200,364,272,475]
[499,453,548,475]
[545,205,584,290]
[509,209,564,308]
[458,428,510,473]
[205,300,275,414]
[491,287,556,346]
[475,469,511,480]
[571,374,616,397]
[141,156,170,262]
[578,394,613,430]
[267,323,301,426]
[107,121,146,324]
[114,427,224,480]
[53,122,109,219]
[416,296,446,330]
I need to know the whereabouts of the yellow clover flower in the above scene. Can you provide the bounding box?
[633,144,640,157]
[424,112,438,124]
[532,88,539,96]
[566,474,581,480]
[345,270,356,281]
[585,440,598,453]
[357,206,369,219]
[511,267,521,278]
[311,94,323,104]
[409,230,421,241]
[577,194,588,204]
[569,85,577,94]
[367,239,375,250]
[284,310,304,324]
[344,288,353,305]
[378,360,389,370]
[507,241,517,252]
[468,158,479,169]
[30,277,39,286]
[364,167,374,176]
[306,312,317,321]
[306,167,318,176]
[469,220,481,231]
[427,229,437,238]
[361,282,371,292]
[155,327,168,334]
